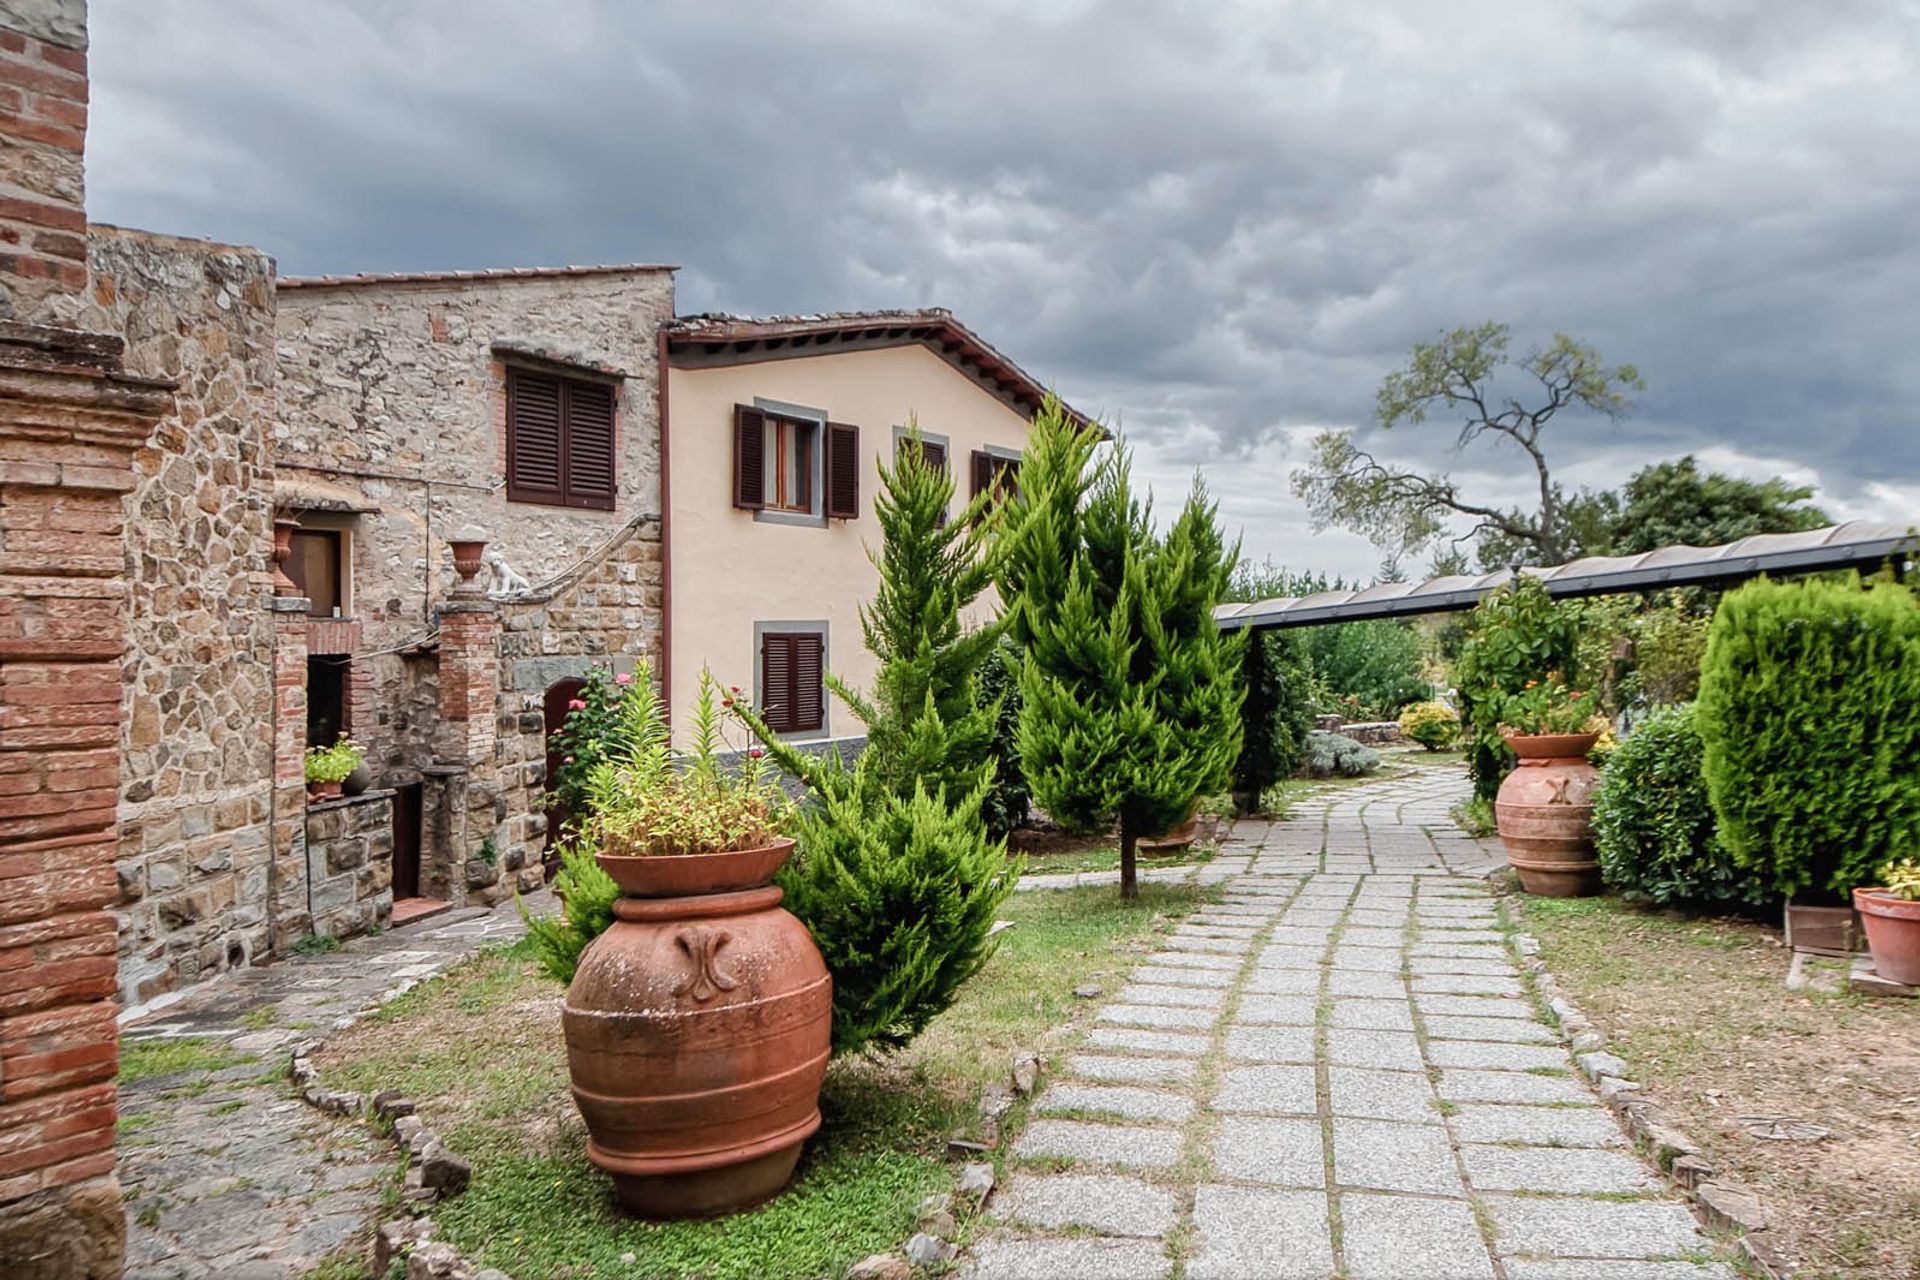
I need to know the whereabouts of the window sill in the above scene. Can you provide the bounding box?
[752,508,827,529]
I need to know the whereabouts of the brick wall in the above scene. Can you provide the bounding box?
[0,0,88,328]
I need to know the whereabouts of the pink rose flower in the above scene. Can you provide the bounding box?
[748,748,765,759]
[567,698,587,711]
[614,672,633,686]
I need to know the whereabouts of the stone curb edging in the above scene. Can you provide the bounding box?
[286,988,508,1280]
[1511,927,1793,1280]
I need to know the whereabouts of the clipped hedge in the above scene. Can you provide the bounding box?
[1593,704,1766,907]
[1696,575,1920,900]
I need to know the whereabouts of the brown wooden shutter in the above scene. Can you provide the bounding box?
[564,380,617,511]
[760,632,793,732]
[921,440,947,473]
[825,422,860,519]
[733,405,767,510]
[998,457,1020,503]
[507,370,564,504]
[793,632,825,731]
[970,449,993,499]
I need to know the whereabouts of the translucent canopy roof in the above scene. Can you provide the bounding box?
[1216,520,1918,631]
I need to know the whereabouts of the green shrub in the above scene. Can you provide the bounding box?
[1233,630,1315,807]
[544,666,636,825]
[976,636,1030,837]
[1398,701,1458,751]
[1453,577,1581,802]
[303,737,363,785]
[1302,730,1379,778]
[1696,575,1920,900]
[520,844,619,984]
[1592,704,1766,907]
[1304,618,1427,719]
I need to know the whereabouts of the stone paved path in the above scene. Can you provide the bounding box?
[116,895,544,1279]
[970,766,1733,1280]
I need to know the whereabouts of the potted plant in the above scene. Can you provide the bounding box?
[1494,677,1607,897]
[303,738,363,800]
[557,664,830,1220]
[1855,858,1920,986]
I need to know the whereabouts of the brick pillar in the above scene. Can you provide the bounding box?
[0,325,170,1276]
[437,597,501,903]
[267,596,311,952]
[0,0,90,329]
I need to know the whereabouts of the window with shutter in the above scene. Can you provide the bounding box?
[506,367,619,510]
[969,450,1021,508]
[825,422,860,519]
[759,627,827,735]
[733,405,767,509]
[737,405,827,515]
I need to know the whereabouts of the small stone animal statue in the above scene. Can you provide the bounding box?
[483,547,533,599]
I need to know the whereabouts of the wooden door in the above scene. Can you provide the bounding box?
[391,783,422,900]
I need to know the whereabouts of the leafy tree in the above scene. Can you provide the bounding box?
[745,426,1018,1055]
[976,636,1030,836]
[1301,619,1427,719]
[1294,323,1643,569]
[1000,400,1244,898]
[1599,455,1828,554]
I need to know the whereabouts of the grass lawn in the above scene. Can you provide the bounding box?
[1517,894,1920,1280]
[316,882,1208,1280]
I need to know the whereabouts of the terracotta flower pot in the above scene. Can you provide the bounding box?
[1139,806,1200,855]
[1495,732,1601,897]
[307,780,343,801]
[1854,887,1920,985]
[563,838,832,1219]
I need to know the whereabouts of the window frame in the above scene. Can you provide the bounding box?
[285,526,349,620]
[893,424,951,522]
[504,364,620,512]
[753,620,830,739]
[748,398,829,528]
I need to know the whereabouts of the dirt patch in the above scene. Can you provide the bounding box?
[1519,896,1920,1280]
[1006,826,1111,857]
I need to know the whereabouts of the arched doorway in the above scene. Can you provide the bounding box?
[542,677,588,879]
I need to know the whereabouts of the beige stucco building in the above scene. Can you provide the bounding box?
[662,312,1079,747]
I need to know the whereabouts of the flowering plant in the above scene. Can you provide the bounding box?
[565,663,791,858]
[1496,676,1606,738]
[545,666,636,824]
[303,737,364,785]
[1879,857,1920,903]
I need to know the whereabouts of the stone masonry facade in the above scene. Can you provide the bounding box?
[274,269,672,904]
[84,226,281,1006]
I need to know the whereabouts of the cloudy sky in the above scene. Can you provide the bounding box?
[87,1,1920,581]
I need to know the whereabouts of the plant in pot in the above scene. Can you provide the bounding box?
[553,664,829,1221]
[1855,858,1920,987]
[302,738,363,800]
[1494,677,1608,897]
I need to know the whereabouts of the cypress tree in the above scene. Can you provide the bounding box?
[1000,399,1244,898]
[748,423,1018,1055]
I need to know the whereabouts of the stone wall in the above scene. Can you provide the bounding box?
[85,225,280,1006]
[303,791,393,939]
[0,0,89,329]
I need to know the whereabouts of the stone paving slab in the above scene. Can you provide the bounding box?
[1035,1082,1196,1125]
[1415,992,1536,1018]
[994,1172,1178,1237]
[964,1236,1171,1280]
[1447,1102,1627,1148]
[1426,1039,1572,1071]
[1328,1065,1443,1123]
[1242,967,1323,995]
[1328,997,1415,1030]
[1064,1054,1198,1086]
[1424,1013,1561,1044]
[1325,1027,1425,1072]
[1210,1064,1317,1116]
[1097,1002,1217,1030]
[1011,1119,1183,1170]
[1332,1117,1464,1195]
[1187,1185,1333,1280]
[1503,1261,1736,1280]
[1437,1068,1594,1105]
[1233,993,1318,1025]
[1086,1026,1212,1056]
[1342,1192,1495,1279]
[1223,1024,1316,1063]
[1486,1196,1707,1259]
[1127,964,1237,988]
[1211,1116,1325,1186]
[1115,982,1227,1009]
[1460,1143,1662,1193]
[1326,969,1407,998]
[1413,972,1527,996]
[1144,950,1241,971]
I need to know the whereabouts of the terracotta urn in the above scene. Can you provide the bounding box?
[449,537,488,584]
[1495,732,1601,897]
[307,780,343,801]
[1854,887,1920,985]
[1139,805,1200,856]
[563,838,832,1219]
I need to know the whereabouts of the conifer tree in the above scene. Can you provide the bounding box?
[1000,400,1245,898]
[745,424,1018,1055]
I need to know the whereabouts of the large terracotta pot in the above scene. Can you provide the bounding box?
[1854,887,1920,985]
[1495,732,1601,897]
[564,838,831,1219]
[1139,806,1200,855]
